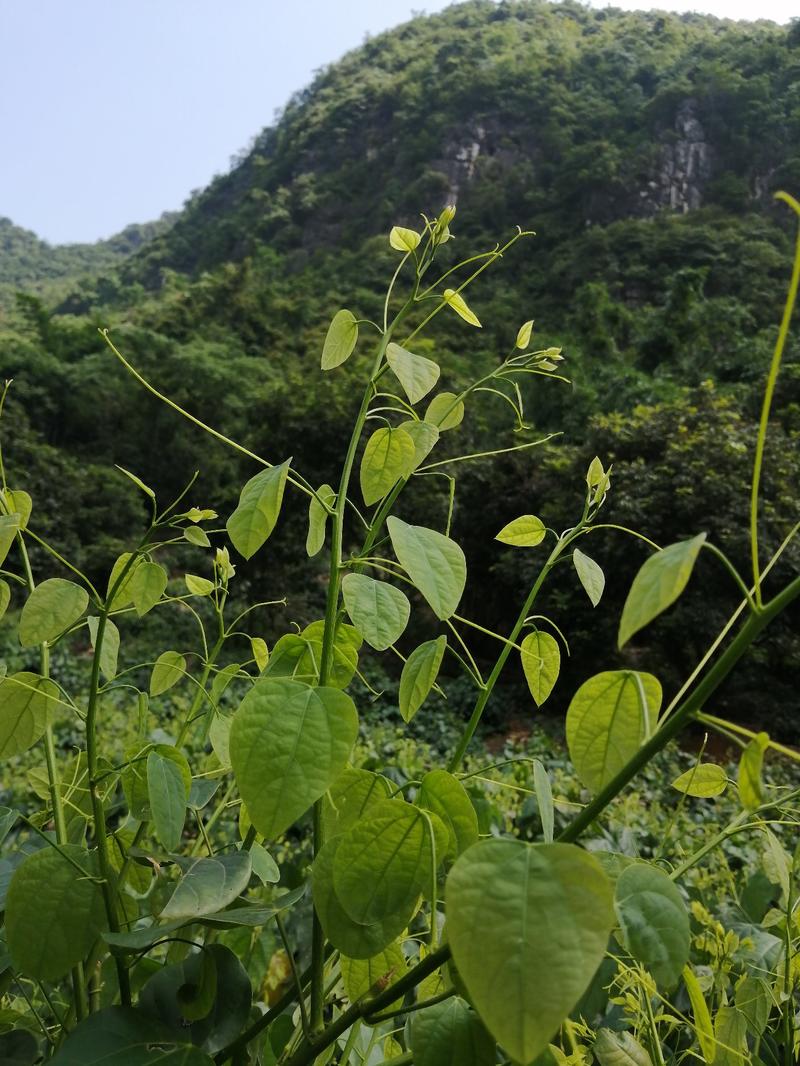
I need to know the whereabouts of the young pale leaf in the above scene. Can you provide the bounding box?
[386,342,441,404]
[446,840,614,1066]
[360,426,416,505]
[593,1029,653,1066]
[3,488,32,528]
[230,678,358,840]
[0,671,58,759]
[409,996,496,1066]
[400,420,440,469]
[586,456,605,488]
[573,547,605,607]
[129,561,168,617]
[87,616,120,682]
[0,578,10,621]
[520,631,560,707]
[671,763,728,798]
[321,309,358,370]
[150,651,187,696]
[618,534,707,647]
[184,525,211,547]
[333,801,446,926]
[250,843,280,885]
[0,513,20,566]
[738,732,769,810]
[19,578,89,647]
[495,515,546,547]
[226,460,290,560]
[6,845,106,981]
[306,483,335,557]
[185,574,215,597]
[147,749,189,851]
[389,225,421,252]
[399,635,446,722]
[425,392,464,431]
[683,966,717,1063]
[250,636,269,671]
[341,939,407,1008]
[160,853,252,921]
[443,287,481,327]
[532,760,555,843]
[418,769,479,859]
[341,572,410,650]
[115,465,156,500]
[516,320,534,349]
[615,863,690,989]
[387,517,466,620]
[313,834,410,958]
[566,671,662,794]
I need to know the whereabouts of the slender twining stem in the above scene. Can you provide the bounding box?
[448,528,581,772]
[558,574,800,843]
[749,193,800,606]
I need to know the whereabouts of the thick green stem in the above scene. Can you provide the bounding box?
[558,574,800,844]
[448,530,577,772]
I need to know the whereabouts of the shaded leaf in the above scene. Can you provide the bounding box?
[615,862,689,989]
[150,651,186,696]
[399,636,446,722]
[425,392,464,431]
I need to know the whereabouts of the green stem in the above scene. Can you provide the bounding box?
[558,573,800,844]
[749,195,800,606]
[448,530,578,772]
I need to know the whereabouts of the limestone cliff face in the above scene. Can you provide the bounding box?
[647,101,713,214]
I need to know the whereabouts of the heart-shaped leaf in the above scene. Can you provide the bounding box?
[520,631,560,707]
[386,343,440,404]
[321,309,358,370]
[360,426,416,505]
[618,534,706,647]
[446,840,614,1065]
[409,996,496,1066]
[342,572,410,650]
[19,578,89,647]
[388,517,466,620]
[226,460,290,560]
[614,862,689,989]
[399,636,446,722]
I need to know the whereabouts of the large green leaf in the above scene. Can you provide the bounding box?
[148,749,189,851]
[129,561,168,617]
[230,679,358,839]
[614,862,689,989]
[0,671,58,758]
[0,513,20,567]
[387,517,466,620]
[341,572,410,650]
[520,631,560,707]
[409,997,496,1066]
[360,426,415,506]
[618,534,706,647]
[6,844,106,980]
[306,483,335,557]
[49,1007,214,1065]
[446,840,614,1066]
[321,766,392,838]
[399,636,446,722]
[418,770,478,859]
[138,944,251,1055]
[321,309,358,370]
[160,853,252,921]
[333,801,445,925]
[313,834,411,958]
[386,342,441,404]
[226,461,290,560]
[566,671,662,794]
[19,578,88,647]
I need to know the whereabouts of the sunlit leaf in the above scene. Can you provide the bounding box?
[516,320,534,349]
[399,635,446,722]
[321,309,358,370]
[400,419,440,468]
[443,287,481,327]
[520,631,560,707]
[386,343,440,404]
[226,460,290,560]
[360,426,416,505]
[150,651,187,696]
[387,517,466,620]
[618,535,706,647]
[87,616,120,681]
[129,561,168,617]
[495,515,545,547]
[418,769,478,859]
[738,732,769,810]
[573,547,605,607]
[306,483,335,557]
[671,763,727,798]
[341,572,410,650]
[19,578,89,647]
[425,392,464,431]
[0,671,59,758]
[389,226,421,252]
[160,853,252,921]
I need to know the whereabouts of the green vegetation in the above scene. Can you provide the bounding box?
[0,196,798,1064]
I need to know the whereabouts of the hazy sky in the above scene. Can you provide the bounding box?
[1,0,794,245]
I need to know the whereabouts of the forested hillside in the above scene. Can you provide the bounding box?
[2,0,799,732]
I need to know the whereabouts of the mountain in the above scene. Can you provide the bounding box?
[1,0,798,731]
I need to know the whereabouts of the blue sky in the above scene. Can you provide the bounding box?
[1,0,795,245]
